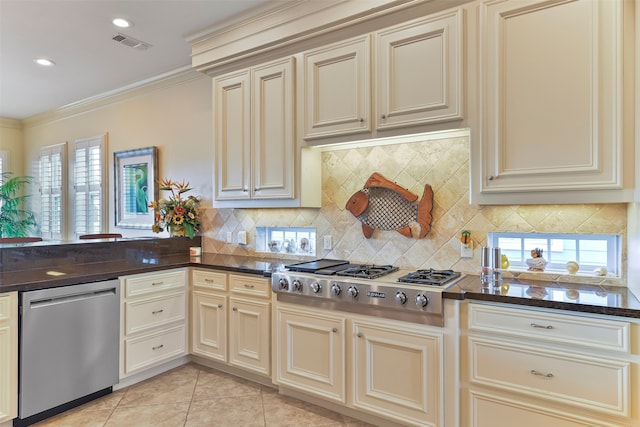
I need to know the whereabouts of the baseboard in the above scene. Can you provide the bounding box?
[114,355,191,390]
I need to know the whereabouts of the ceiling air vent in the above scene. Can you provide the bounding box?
[112,33,152,50]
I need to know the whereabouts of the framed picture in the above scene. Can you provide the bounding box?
[114,146,158,229]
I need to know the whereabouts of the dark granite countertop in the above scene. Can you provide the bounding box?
[446,275,640,319]
[2,249,640,320]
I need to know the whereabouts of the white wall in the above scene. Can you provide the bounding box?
[0,118,24,176]
[21,71,213,237]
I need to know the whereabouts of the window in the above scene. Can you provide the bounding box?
[0,150,7,183]
[257,227,316,255]
[39,143,67,240]
[489,232,620,276]
[73,135,107,238]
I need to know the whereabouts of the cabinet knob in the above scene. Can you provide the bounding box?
[254,187,260,192]
[217,304,223,308]
[488,176,495,181]
[232,307,238,311]
[381,114,386,119]
[332,328,338,333]
[357,332,363,338]
[242,188,248,192]
[359,118,364,123]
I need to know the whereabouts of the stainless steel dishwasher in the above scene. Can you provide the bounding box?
[16,279,120,426]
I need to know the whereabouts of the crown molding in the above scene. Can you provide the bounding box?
[0,117,23,130]
[22,66,204,128]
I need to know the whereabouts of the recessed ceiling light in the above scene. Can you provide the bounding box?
[112,18,132,28]
[34,58,55,67]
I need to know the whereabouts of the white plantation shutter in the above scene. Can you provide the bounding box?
[74,134,107,238]
[0,150,7,183]
[39,143,66,240]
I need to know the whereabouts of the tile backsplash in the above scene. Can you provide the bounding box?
[201,132,626,285]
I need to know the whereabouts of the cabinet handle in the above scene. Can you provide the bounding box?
[530,369,553,378]
[233,307,237,311]
[152,344,164,351]
[217,304,223,308]
[357,332,363,338]
[242,188,248,192]
[204,278,215,283]
[151,281,163,286]
[152,309,164,315]
[243,284,255,289]
[530,323,553,330]
[332,328,338,333]
[359,118,364,122]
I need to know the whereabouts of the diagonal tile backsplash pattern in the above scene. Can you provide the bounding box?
[201,133,627,285]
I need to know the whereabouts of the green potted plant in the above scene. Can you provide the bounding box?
[0,173,37,237]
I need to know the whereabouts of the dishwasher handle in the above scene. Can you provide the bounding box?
[27,287,117,309]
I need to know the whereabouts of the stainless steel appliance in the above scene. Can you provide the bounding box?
[16,280,120,427]
[272,259,462,326]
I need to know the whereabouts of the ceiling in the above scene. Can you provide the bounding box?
[0,0,274,120]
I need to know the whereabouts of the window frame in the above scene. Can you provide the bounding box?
[38,143,67,240]
[72,134,108,239]
[0,150,8,184]
[489,232,620,276]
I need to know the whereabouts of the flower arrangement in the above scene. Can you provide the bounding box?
[149,178,200,238]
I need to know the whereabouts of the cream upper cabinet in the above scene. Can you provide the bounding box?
[0,292,17,423]
[473,0,634,204]
[303,35,372,139]
[214,57,296,203]
[375,9,463,130]
[302,9,463,141]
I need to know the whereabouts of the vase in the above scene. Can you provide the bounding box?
[169,225,186,237]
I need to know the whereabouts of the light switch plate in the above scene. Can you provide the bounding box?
[226,231,233,243]
[237,230,248,245]
[323,235,332,250]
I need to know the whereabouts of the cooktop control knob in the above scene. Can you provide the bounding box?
[278,278,289,291]
[310,282,321,293]
[415,293,429,307]
[347,286,359,298]
[395,291,407,305]
[331,283,342,296]
[292,280,302,292]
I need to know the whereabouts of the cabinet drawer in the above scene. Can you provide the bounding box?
[229,274,270,298]
[468,303,630,353]
[125,292,186,335]
[0,293,11,320]
[469,390,620,427]
[124,270,185,298]
[124,325,186,374]
[192,269,227,291]
[469,337,630,417]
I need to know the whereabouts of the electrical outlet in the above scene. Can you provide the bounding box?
[237,230,248,245]
[460,241,473,258]
[226,231,232,243]
[323,235,332,250]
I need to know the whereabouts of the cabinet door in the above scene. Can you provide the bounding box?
[375,9,463,130]
[252,58,295,200]
[191,291,227,362]
[303,35,371,139]
[352,319,443,427]
[214,69,251,200]
[229,297,270,376]
[479,0,623,194]
[0,292,17,423]
[276,304,346,403]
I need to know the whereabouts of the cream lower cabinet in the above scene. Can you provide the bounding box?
[0,292,17,423]
[276,302,444,426]
[462,302,638,427]
[191,270,271,378]
[120,269,188,378]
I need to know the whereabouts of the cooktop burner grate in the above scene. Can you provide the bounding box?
[335,264,399,279]
[396,269,461,286]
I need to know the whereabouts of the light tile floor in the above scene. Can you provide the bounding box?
[33,363,375,427]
